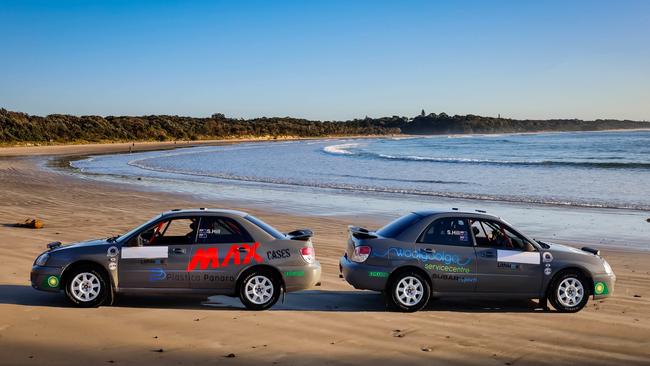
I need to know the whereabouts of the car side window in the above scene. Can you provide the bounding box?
[418,218,472,246]
[197,217,253,244]
[470,219,534,251]
[128,217,200,247]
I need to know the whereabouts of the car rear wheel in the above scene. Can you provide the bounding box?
[387,271,430,312]
[64,265,110,307]
[238,269,281,310]
[549,271,589,312]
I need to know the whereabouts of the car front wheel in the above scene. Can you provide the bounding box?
[238,269,281,310]
[64,265,110,307]
[549,271,590,312]
[386,271,430,312]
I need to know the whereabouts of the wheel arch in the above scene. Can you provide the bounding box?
[386,265,432,291]
[61,260,113,291]
[545,265,594,298]
[235,264,286,293]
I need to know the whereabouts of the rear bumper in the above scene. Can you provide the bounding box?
[340,255,389,292]
[283,261,321,292]
[30,266,64,293]
[592,272,616,300]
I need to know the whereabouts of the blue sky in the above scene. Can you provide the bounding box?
[1,0,648,120]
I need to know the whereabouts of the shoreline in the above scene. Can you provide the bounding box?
[38,134,648,213]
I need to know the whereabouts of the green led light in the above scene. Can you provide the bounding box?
[46,276,59,288]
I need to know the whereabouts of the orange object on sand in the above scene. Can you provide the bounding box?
[14,218,44,229]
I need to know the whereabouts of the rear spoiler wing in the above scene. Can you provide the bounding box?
[348,226,378,240]
[287,229,313,241]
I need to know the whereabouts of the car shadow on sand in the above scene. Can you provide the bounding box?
[0,284,552,313]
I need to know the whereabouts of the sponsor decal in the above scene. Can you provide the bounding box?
[200,274,235,282]
[107,246,119,257]
[542,252,553,263]
[544,267,552,276]
[108,262,117,271]
[497,262,521,270]
[149,268,167,281]
[186,243,262,272]
[374,247,472,266]
[368,271,389,278]
[594,282,608,295]
[267,248,291,260]
[148,268,235,282]
[284,271,305,277]
[432,273,477,283]
[45,275,59,288]
[424,263,471,273]
[496,250,540,265]
[121,246,168,259]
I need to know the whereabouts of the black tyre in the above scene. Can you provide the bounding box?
[64,265,111,307]
[386,270,431,312]
[238,269,282,310]
[548,270,590,313]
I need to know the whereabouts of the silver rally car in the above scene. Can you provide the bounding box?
[31,209,321,310]
[340,209,616,312]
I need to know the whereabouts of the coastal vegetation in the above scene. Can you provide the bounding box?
[1,108,647,144]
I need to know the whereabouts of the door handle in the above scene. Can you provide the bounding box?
[172,248,186,255]
[422,247,435,253]
[238,247,248,253]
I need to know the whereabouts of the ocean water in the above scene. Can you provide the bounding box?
[69,130,650,249]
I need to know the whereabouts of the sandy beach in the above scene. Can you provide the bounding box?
[0,143,649,366]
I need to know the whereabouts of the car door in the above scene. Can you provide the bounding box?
[118,217,198,289]
[187,216,255,291]
[415,217,477,293]
[471,219,542,295]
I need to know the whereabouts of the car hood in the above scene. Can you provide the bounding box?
[51,238,111,253]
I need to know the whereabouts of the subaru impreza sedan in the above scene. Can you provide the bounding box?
[340,209,615,312]
[31,209,321,310]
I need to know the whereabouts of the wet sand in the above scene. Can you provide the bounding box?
[0,143,649,365]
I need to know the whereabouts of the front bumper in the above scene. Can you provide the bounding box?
[340,255,389,292]
[592,272,616,300]
[31,266,64,292]
[283,261,322,292]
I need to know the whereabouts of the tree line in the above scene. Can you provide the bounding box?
[0,108,647,144]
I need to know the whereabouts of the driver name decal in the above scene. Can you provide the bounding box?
[121,246,168,259]
[187,243,262,271]
[496,250,540,265]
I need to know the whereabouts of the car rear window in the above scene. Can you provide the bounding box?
[244,215,286,240]
[376,213,422,238]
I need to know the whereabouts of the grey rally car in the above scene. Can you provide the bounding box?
[340,209,615,312]
[31,209,321,310]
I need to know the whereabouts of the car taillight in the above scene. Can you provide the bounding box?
[351,245,371,263]
[300,247,315,264]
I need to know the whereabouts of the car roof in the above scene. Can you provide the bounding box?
[161,208,248,217]
[412,209,501,220]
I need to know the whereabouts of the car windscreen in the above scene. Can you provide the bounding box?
[376,213,423,238]
[244,215,286,240]
[117,214,162,243]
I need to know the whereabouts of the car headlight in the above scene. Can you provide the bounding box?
[603,259,613,275]
[35,253,49,266]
